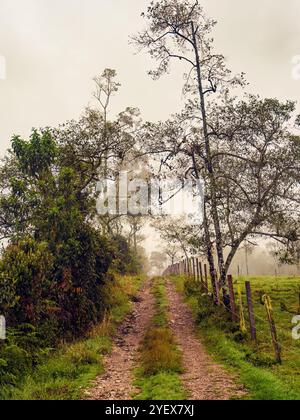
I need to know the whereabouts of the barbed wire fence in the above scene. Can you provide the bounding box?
[164,257,300,363]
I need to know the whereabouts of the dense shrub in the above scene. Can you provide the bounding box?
[0,239,54,326]
[0,231,140,391]
[0,325,49,388]
[0,126,144,394]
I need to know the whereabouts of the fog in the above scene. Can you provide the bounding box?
[0,0,299,275]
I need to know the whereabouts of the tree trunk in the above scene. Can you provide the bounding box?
[191,152,217,285]
[191,21,226,285]
[203,200,217,285]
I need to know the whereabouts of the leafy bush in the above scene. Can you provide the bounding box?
[195,295,216,323]
[184,278,202,297]
[0,127,144,396]
[0,324,51,390]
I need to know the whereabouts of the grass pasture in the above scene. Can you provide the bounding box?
[236,276,300,397]
[173,274,300,400]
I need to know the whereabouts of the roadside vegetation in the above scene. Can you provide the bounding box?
[0,69,146,400]
[134,278,186,400]
[0,0,299,401]
[0,275,144,400]
[173,275,300,400]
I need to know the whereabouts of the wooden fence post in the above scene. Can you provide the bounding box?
[263,295,282,363]
[227,275,238,323]
[237,285,247,333]
[245,281,257,343]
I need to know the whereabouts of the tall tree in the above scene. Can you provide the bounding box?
[133,0,245,284]
[134,0,299,286]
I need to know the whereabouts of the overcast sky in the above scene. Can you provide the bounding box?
[0,0,299,158]
[0,0,299,259]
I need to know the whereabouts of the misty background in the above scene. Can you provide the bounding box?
[0,0,299,275]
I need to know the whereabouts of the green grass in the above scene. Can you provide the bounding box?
[172,275,300,400]
[235,275,300,398]
[1,275,144,400]
[2,336,108,400]
[133,278,187,400]
[151,279,169,327]
[134,372,186,400]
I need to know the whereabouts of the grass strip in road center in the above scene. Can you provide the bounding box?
[133,277,187,400]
